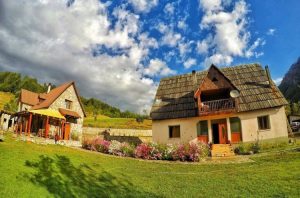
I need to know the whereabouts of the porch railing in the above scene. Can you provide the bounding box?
[199,98,236,115]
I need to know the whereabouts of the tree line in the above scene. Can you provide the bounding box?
[0,71,149,119]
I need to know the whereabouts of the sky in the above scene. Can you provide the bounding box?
[0,0,299,113]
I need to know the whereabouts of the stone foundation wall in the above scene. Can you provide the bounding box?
[83,127,152,143]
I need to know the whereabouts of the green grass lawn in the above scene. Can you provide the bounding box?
[0,132,299,198]
[0,91,14,110]
[83,116,152,130]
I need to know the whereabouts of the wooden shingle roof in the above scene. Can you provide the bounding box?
[150,63,288,120]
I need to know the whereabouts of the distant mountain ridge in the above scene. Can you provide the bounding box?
[279,57,300,102]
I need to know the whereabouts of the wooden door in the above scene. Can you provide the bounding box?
[218,123,227,144]
[64,123,70,140]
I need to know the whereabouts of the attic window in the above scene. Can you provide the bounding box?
[65,99,72,109]
[212,77,218,82]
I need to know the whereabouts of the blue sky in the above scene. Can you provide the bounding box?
[0,0,299,112]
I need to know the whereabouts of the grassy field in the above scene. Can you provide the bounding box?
[83,116,152,130]
[0,91,14,110]
[0,132,299,198]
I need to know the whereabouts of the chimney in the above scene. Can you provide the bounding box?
[47,83,52,93]
[192,70,197,85]
[265,65,272,86]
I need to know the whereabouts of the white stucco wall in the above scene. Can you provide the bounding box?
[49,85,85,134]
[152,106,288,144]
[18,102,33,111]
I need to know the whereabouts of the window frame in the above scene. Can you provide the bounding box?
[229,117,242,133]
[169,125,181,138]
[65,99,73,110]
[197,120,208,136]
[257,115,271,131]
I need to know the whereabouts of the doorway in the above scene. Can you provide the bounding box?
[211,119,228,144]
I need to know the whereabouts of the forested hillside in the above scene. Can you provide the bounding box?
[279,57,300,115]
[0,71,147,118]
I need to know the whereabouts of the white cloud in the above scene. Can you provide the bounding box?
[129,0,158,13]
[144,59,176,77]
[267,28,276,35]
[177,20,187,30]
[156,22,182,47]
[273,77,283,85]
[183,58,197,69]
[164,3,175,15]
[0,0,163,113]
[198,0,264,67]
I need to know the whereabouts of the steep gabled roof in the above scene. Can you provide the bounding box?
[20,81,86,117]
[150,63,288,120]
[19,89,40,106]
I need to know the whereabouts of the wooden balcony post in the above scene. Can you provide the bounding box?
[45,116,49,138]
[226,117,232,142]
[28,113,32,137]
[208,120,212,143]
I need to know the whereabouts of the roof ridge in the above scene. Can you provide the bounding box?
[160,63,262,81]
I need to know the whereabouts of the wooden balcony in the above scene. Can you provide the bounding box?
[199,98,236,116]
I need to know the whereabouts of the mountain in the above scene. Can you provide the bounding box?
[279,57,300,102]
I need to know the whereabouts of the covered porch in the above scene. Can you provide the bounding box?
[14,109,70,140]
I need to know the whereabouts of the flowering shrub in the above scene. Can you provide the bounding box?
[82,138,93,150]
[81,138,209,162]
[120,143,135,157]
[134,143,152,159]
[108,140,122,156]
[91,138,110,153]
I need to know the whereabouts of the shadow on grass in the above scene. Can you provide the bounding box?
[23,155,159,198]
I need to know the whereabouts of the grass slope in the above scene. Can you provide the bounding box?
[83,116,152,130]
[0,133,299,198]
[0,91,14,110]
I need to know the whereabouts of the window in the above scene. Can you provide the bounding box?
[197,121,208,136]
[257,115,270,130]
[65,99,72,109]
[230,117,241,133]
[169,125,180,138]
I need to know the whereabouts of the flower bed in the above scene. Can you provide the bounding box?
[82,138,210,162]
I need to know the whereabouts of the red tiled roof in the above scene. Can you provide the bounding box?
[20,89,39,106]
[59,108,81,118]
[20,81,86,117]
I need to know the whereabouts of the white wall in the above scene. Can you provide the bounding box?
[152,106,288,144]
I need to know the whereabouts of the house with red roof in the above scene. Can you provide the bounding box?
[16,81,86,140]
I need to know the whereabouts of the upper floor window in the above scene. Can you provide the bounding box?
[65,99,72,109]
[257,115,270,130]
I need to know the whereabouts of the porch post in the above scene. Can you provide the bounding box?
[28,113,32,137]
[226,117,232,142]
[45,116,49,138]
[208,119,212,143]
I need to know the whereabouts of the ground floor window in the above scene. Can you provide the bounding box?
[230,117,241,133]
[169,125,180,138]
[257,115,270,130]
[197,120,208,136]
[230,117,242,143]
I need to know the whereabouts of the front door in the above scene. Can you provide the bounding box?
[64,123,70,140]
[218,122,227,144]
[211,119,228,144]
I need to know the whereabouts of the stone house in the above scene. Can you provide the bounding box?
[150,64,289,145]
[16,81,86,140]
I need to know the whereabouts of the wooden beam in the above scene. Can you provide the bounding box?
[45,116,49,138]
[28,113,32,137]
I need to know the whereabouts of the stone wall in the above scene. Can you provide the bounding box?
[83,127,153,143]
[50,85,85,134]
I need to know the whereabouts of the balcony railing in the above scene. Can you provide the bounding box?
[199,98,236,115]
